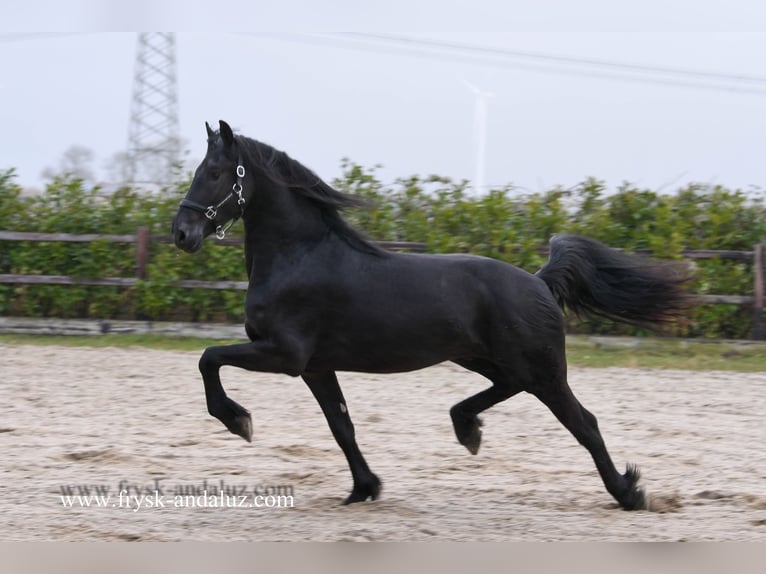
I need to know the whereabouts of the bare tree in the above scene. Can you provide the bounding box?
[41,145,95,184]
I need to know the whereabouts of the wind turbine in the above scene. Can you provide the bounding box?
[462,79,495,194]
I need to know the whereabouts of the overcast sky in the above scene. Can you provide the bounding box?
[2,1,765,195]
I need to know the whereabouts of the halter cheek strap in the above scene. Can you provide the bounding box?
[179,161,247,239]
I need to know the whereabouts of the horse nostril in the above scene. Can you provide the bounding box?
[175,228,187,246]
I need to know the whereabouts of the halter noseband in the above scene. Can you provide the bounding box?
[179,159,247,240]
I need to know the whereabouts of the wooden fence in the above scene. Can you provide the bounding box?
[0,228,764,338]
[0,229,425,290]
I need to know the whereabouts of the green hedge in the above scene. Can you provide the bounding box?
[1,165,764,338]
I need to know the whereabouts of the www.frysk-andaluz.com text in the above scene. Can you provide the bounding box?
[59,479,295,511]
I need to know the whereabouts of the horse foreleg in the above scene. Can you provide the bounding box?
[197,341,308,442]
[302,371,382,505]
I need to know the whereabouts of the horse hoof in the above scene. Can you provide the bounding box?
[231,414,253,443]
[452,414,482,455]
[620,487,647,511]
[342,475,382,505]
[217,398,253,442]
[462,427,482,455]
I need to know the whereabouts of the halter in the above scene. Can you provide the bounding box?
[179,159,247,239]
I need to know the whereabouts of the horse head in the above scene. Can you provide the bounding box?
[173,120,246,253]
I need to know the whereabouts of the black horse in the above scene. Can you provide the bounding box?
[173,121,688,510]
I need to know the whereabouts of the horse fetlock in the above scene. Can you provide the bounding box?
[617,464,647,510]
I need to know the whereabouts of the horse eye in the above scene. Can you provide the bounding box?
[208,169,221,180]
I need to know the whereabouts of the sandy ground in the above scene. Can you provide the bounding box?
[0,343,764,541]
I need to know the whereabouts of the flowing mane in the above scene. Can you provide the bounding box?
[235,135,387,256]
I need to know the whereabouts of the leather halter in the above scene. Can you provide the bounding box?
[179,159,247,239]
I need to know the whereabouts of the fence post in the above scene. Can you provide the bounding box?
[753,243,764,340]
[136,226,150,281]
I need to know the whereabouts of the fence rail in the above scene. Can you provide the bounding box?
[1,228,764,338]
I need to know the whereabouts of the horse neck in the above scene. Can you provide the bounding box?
[241,180,330,270]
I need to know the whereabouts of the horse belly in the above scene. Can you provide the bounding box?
[305,344,456,374]
[307,305,484,374]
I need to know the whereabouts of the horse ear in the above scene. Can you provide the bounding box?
[219,120,235,149]
[205,121,215,140]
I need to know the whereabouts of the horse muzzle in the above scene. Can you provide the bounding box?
[172,211,206,253]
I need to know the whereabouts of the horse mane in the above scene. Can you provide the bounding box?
[235,135,387,256]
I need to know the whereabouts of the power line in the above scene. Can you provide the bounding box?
[0,33,89,43]
[343,33,766,87]
[251,32,766,95]
[8,31,764,94]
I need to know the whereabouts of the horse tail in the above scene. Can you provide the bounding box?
[535,234,691,327]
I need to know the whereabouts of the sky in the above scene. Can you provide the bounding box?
[2,0,765,195]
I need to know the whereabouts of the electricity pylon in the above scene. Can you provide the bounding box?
[126,32,180,187]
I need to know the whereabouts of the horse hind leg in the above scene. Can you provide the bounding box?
[532,379,646,510]
[302,371,381,504]
[450,359,523,455]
